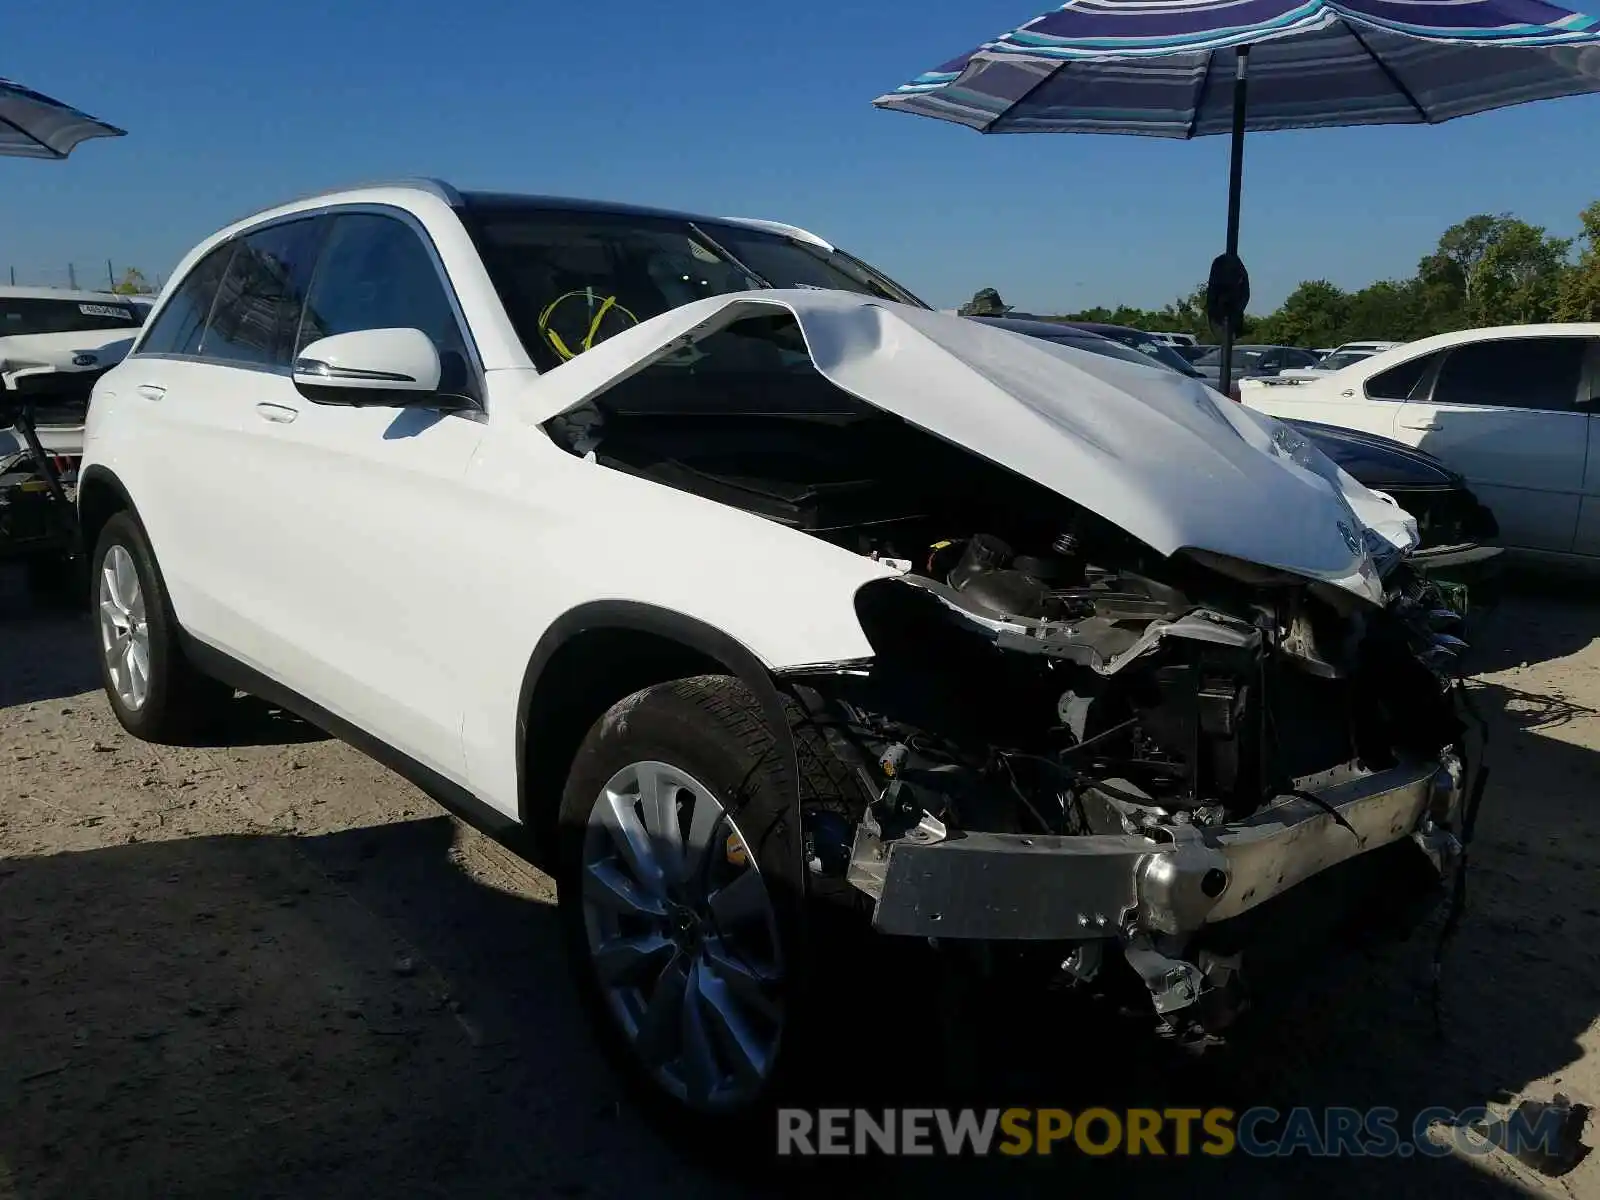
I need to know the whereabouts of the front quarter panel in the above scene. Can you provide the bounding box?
[459,388,893,817]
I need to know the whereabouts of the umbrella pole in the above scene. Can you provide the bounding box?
[1218,45,1249,398]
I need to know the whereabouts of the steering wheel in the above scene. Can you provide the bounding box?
[536,290,640,362]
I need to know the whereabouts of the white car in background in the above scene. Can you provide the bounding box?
[1241,323,1600,562]
[1277,340,1403,381]
[0,286,145,454]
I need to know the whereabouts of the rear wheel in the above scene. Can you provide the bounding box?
[92,512,230,742]
[558,675,865,1133]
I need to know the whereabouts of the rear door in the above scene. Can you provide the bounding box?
[1394,335,1588,552]
[106,238,253,638]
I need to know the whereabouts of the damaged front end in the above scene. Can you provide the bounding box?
[783,539,1476,1043]
[533,294,1483,1042]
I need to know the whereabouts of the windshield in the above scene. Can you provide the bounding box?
[1315,350,1374,372]
[1,297,141,337]
[1096,328,1201,375]
[463,205,926,371]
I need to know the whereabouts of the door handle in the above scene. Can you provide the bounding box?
[1398,418,1441,432]
[254,402,299,424]
[135,384,166,402]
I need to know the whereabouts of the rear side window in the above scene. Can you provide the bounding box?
[1430,337,1585,412]
[0,298,139,335]
[137,242,235,357]
[297,213,476,398]
[200,218,326,368]
[1365,351,1440,401]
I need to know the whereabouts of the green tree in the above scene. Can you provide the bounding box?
[1555,201,1600,322]
[1001,197,1600,344]
[1252,279,1349,348]
[111,267,152,295]
[1465,220,1571,325]
[1417,213,1515,313]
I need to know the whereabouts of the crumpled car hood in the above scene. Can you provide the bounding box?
[522,290,1412,602]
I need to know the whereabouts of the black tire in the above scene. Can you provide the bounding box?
[557,674,868,1143]
[91,511,230,743]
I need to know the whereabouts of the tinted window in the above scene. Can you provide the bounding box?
[199,218,326,368]
[1430,337,1585,412]
[137,243,234,356]
[1096,328,1200,375]
[0,297,139,336]
[1284,348,1321,368]
[1365,351,1439,401]
[1192,346,1265,370]
[1043,333,1167,369]
[298,213,474,397]
[1317,350,1373,372]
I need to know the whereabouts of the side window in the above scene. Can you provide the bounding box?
[137,242,234,357]
[199,218,326,368]
[1365,351,1439,401]
[297,213,476,398]
[1430,337,1585,412]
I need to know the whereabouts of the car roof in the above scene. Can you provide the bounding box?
[223,180,810,243]
[458,189,747,229]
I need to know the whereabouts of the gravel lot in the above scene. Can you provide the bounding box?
[2,564,1598,1199]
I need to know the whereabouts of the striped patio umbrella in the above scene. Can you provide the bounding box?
[0,77,125,159]
[875,0,1600,393]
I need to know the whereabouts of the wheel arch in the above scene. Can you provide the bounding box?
[76,464,138,557]
[516,600,802,860]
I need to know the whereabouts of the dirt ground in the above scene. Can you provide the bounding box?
[2,564,1599,1199]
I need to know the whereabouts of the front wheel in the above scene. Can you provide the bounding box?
[558,675,859,1132]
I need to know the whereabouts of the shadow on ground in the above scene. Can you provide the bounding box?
[1461,567,1600,675]
[3,693,1593,1200]
[0,566,1595,1197]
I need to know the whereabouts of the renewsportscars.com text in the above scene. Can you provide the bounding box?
[776,1105,1566,1158]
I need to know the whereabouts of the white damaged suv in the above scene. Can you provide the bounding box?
[80,180,1477,1126]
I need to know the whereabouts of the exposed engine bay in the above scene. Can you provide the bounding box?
[548,335,1478,1040]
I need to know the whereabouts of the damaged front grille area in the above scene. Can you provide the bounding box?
[784,533,1473,1044]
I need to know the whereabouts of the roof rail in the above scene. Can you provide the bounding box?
[285,177,463,207]
[227,177,464,229]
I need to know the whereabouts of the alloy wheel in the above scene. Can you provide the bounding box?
[98,544,150,711]
[581,759,785,1111]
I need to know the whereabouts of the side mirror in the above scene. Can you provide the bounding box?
[293,328,443,406]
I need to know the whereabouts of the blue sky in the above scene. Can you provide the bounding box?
[6,1,1598,312]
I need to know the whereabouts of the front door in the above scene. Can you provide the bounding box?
[229,210,488,782]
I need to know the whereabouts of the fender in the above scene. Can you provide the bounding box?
[76,463,139,545]
[515,599,802,841]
